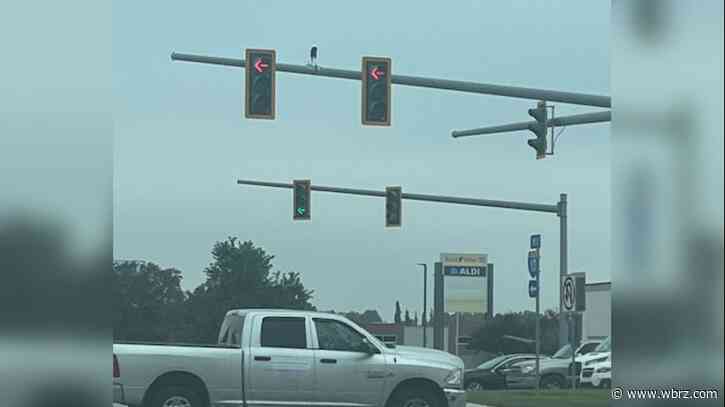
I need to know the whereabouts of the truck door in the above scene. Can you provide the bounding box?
[311,318,388,407]
[246,315,316,407]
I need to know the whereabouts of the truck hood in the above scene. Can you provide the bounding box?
[392,345,463,369]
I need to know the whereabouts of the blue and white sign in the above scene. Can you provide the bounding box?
[527,249,540,278]
[528,279,538,298]
[443,265,486,277]
[530,234,541,249]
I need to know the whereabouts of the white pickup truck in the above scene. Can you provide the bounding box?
[113,309,466,407]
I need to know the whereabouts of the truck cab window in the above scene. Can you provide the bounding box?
[218,317,231,345]
[228,315,245,347]
[313,318,367,352]
[261,317,307,349]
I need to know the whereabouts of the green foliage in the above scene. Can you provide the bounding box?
[469,310,561,355]
[394,301,402,324]
[113,237,316,344]
[113,260,187,342]
[336,309,384,326]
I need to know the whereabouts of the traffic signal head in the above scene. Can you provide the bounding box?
[527,101,548,159]
[245,49,276,119]
[293,180,311,220]
[385,186,402,227]
[362,57,391,126]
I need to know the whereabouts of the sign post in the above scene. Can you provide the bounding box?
[562,274,576,389]
[562,272,586,390]
[528,237,542,390]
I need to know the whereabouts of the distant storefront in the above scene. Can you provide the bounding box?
[365,323,447,350]
[582,281,611,340]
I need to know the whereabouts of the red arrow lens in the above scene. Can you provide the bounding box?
[370,66,384,80]
[254,58,269,73]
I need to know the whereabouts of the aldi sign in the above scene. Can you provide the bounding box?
[441,253,488,314]
[443,266,486,277]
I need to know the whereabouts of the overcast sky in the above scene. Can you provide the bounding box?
[113,1,610,322]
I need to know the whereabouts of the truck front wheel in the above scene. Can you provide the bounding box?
[389,386,441,407]
[149,385,203,407]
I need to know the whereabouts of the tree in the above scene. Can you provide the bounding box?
[413,311,419,326]
[341,309,384,326]
[186,237,316,343]
[113,260,187,342]
[404,309,412,326]
[394,301,402,324]
[361,309,383,324]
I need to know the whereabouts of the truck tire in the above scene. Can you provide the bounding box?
[149,385,203,407]
[540,374,566,390]
[389,385,441,407]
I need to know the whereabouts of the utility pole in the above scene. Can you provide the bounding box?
[417,263,428,348]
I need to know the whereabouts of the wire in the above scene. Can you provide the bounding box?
[554,125,567,145]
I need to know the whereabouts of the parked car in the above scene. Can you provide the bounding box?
[579,337,611,387]
[582,360,611,388]
[113,309,466,407]
[463,353,544,391]
[504,339,603,390]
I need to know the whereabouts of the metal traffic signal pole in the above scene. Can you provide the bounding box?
[536,264,541,390]
[451,111,611,138]
[172,49,579,352]
[236,179,561,213]
[171,52,610,108]
[236,180,569,349]
[559,194,568,348]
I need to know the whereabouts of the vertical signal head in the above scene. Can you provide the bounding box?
[385,186,402,227]
[527,101,548,159]
[245,49,276,119]
[293,180,311,220]
[362,57,392,126]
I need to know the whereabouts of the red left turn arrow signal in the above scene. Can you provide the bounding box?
[254,58,270,73]
[370,66,385,80]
